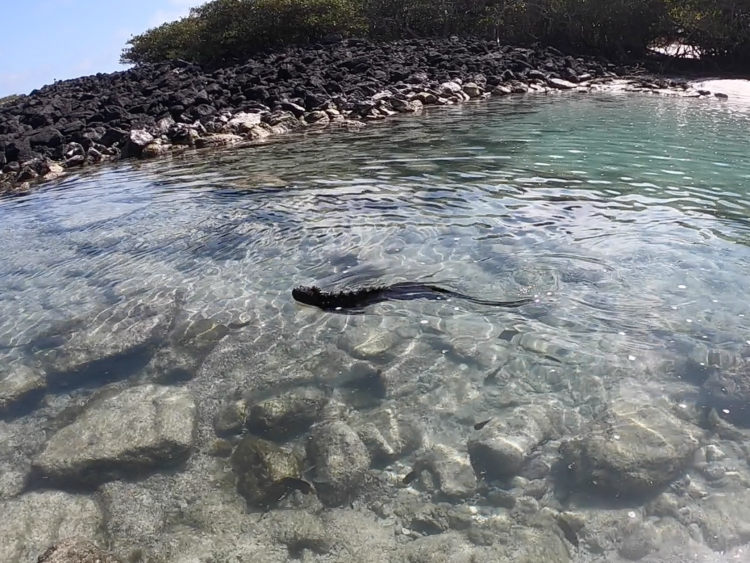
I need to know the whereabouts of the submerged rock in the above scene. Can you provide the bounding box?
[265,510,332,556]
[39,294,179,388]
[230,435,303,506]
[468,403,555,481]
[142,314,238,383]
[353,407,424,464]
[700,359,750,427]
[260,508,396,563]
[0,418,47,500]
[399,527,570,563]
[0,362,46,416]
[214,387,333,439]
[656,488,750,552]
[37,537,121,563]
[419,444,478,500]
[31,384,196,488]
[140,345,199,384]
[560,404,701,497]
[246,387,331,439]
[0,491,104,563]
[308,420,371,507]
[214,398,250,436]
[338,328,401,359]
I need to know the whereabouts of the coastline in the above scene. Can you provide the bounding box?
[0,37,733,195]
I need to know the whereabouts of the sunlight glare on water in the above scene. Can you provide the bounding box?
[3,87,750,562]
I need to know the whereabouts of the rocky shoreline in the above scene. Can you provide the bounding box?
[0,37,730,195]
[2,37,748,563]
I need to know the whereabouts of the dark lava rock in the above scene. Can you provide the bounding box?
[0,37,644,192]
[28,126,64,148]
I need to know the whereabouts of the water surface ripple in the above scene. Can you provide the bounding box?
[3,89,750,562]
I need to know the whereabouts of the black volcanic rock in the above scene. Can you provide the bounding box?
[28,126,64,148]
[0,37,712,194]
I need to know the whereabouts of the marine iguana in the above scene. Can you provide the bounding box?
[292,282,533,313]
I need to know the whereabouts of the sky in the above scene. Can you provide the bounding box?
[0,0,208,97]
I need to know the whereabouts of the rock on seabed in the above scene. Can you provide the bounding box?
[31,384,196,488]
[39,295,179,388]
[36,538,122,563]
[560,404,702,497]
[308,420,371,507]
[0,491,104,563]
[0,362,46,416]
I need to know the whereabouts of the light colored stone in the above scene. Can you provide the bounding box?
[309,421,371,506]
[0,419,47,500]
[0,491,104,563]
[354,408,424,462]
[194,134,243,148]
[141,139,171,159]
[492,85,512,95]
[422,444,477,499]
[36,537,121,563]
[560,404,701,496]
[547,77,577,89]
[413,92,438,105]
[468,403,555,480]
[128,129,154,148]
[244,124,272,141]
[227,111,262,133]
[462,82,484,98]
[339,328,400,359]
[305,110,330,124]
[0,363,45,415]
[40,295,178,385]
[390,97,423,112]
[439,81,463,95]
[329,119,366,131]
[41,162,65,181]
[154,116,175,134]
[32,384,196,487]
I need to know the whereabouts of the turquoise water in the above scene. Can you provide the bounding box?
[3,86,750,562]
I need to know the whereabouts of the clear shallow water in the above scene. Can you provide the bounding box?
[4,87,750,562]
[4,91,750,367]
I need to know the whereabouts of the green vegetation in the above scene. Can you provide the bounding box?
[120,0,750,67]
